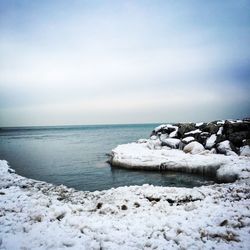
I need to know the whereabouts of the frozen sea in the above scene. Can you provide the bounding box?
[0,124,213,191]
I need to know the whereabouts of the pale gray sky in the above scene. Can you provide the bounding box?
[0,0,250,126]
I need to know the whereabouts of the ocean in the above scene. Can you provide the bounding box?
[0,124,213,191]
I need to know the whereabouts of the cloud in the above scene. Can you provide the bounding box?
[0,0,250,126]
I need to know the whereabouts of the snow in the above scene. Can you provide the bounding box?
[195,122,203,127]
[111,143,250,182]
[1,159,250,250]
[217,120,225,125]
[161,138,180,149]
[217,140,237,156]
[217,127,223,135]
[153,124,167,133]
[184,129,202,135]
[183,141,205,154]
[240,146,250,157]
[206,134,217,149]
[166,125,178,138]
[182,136,195,143]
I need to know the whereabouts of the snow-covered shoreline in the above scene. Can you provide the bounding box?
[110,119,250,183]
[1,159,250,249]
[110,142,250,183]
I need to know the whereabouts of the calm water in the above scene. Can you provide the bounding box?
[0,124,213,191]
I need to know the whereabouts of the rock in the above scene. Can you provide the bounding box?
[216,140,237,156]
[203,123,220,134]
[183,141,205,154]
[161,138,180,149]
[177,123,196,137]
[205,134,217,149]
[215,134,227,144]
[243,139,250,146]
[196,132,210,146]
[224,121,250,134]
[227,131,250,147]
[240,145,250,157]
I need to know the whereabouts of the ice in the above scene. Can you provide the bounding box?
[206,134,217,149]
[1,159,250,249]
[111,142,250,182]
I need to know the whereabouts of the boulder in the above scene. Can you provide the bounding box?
[205,134,217,149]
[203,123,220,134]
[223,121,250,137]
[196,132,210,146]
[177,123,196,138]
[227,131,250,147]
[161,138,180,149]
[183,141,205,154]
[216,140,237,156]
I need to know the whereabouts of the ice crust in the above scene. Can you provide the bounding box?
[0,160,250,250]
[111,142,250,183]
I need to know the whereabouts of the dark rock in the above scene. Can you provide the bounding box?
[224,121,250,135]
[145,197,161,202]
[228,131,250,147]
[220,219,228,227]
[134,202,140,208]
[177,123,196,138]
[215,134,226,144]
[243,139,250,146]
[121,204,128,210]
[197,133,210,146]
[203,123,219,134]
[96,203,103,209]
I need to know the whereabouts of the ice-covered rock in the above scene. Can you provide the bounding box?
[183,141,205,154]
[182,136,195,143]
[161,138,180,149]
[217,140,237,156]
[205,134,217,149]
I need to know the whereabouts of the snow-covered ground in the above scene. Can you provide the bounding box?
[1,159,250,250]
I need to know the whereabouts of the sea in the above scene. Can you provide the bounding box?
[0,124,213,191]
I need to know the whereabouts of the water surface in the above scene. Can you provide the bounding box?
[0,124,213,191]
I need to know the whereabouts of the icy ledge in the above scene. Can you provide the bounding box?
[1,160,250,249]
[110,142,250,182]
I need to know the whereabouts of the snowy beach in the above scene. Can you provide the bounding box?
[1,157,250,249]
[1,120,250,249]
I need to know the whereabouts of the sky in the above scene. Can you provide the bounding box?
[0,0,250,126]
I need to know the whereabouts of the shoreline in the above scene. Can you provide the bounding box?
[110,119,250,183]
[1,159,250,249]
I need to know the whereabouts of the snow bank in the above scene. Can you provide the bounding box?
[1,160,250,250]
[111,142,250,183]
